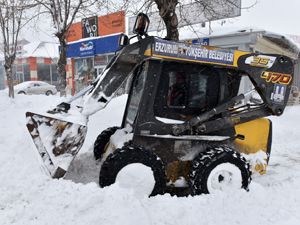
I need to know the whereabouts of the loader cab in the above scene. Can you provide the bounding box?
[122,59,241,136]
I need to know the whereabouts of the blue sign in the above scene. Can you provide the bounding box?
[153,38,234,65]
[67,34,121,58]
[192,38,209,46]
[79,41,95,57]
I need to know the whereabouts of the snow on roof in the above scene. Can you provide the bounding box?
[179,26,265,40]
[179,26,300,57]
[22,41,59,58]
[263,31,300,55]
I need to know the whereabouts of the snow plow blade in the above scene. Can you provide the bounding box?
[26,112,87,178]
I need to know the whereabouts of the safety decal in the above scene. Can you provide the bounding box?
[271,84,286,104]
[261,71,292,85]
[245,55,276,68]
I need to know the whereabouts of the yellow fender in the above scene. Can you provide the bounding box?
[234,118,272,174]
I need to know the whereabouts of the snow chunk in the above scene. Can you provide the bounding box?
[242,150,268,175]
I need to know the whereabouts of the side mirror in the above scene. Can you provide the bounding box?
[118,33,129,47]
[132,13,149,36]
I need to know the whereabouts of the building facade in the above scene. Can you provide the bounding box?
[65,11,125,94]
[66,34,121,94]
[188,29,300,94]
[0,40,59,90]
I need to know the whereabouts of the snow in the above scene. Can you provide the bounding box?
[242,150,268,175]
[115,163,155,198]
[207,163,242,193]
[179,26,300,56]
[22,41,59,58]
[109,127,133,150]
[13,81,51,91]
[155,116,185,124]
[1,91,300,225]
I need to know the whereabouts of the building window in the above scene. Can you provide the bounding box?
[74,57,94,92]
[37,64,51,81]
[37,63,58,85]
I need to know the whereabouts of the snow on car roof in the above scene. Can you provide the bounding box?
[14,81,49,89]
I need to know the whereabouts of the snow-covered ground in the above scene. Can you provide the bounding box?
[1,92,300,225]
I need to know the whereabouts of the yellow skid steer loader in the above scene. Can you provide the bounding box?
[26,14,294,196]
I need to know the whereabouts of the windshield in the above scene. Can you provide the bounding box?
[124,63,147,125]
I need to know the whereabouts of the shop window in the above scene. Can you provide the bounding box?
[74,57,94,92]
[23,64,30,81]
[107,54,115,63]
[50,64,58,81]
[37,64,51,81]
[94,55,107,66]
[36,63,58,85]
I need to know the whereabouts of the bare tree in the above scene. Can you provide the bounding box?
[0,0,35,98]
[34,0,100,96]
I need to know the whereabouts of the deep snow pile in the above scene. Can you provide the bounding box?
[1,92,300,225]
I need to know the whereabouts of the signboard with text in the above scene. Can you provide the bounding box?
[66,11,125,43]
[82,16,98,38]
[67,34,121,58]
[192,38,210,46]
[98,11,125,36]
[153,38,235,65]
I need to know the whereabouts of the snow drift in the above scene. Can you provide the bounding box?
[0,92,300,225]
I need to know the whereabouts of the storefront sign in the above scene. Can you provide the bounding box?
[66,11,125,43]
[99,11,125,36]
[82,16,99,38]
[79,41,95,57]
[192,38,210,46]
[66,22,82,42]
[67,34,121,58]
[153,39,234,65]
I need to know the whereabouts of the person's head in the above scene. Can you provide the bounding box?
[175,72,185,84]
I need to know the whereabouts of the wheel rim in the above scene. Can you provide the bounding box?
[207,163,242,193]
[115,163,155,197]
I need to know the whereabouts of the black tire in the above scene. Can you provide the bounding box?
[18,91,26,94]
[93,126,119,160]
[46,90,53,96]
[99,146,167,196]
[189,145,251,195]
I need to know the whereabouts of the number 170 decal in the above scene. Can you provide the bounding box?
[261,71,292,85]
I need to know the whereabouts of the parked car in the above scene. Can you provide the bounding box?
[14,81,57,95]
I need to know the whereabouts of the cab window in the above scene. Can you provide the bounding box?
[154,62,220,120]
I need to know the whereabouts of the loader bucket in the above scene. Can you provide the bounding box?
[26,112,87,178]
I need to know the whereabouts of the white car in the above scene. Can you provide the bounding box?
[14,81,58,95]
